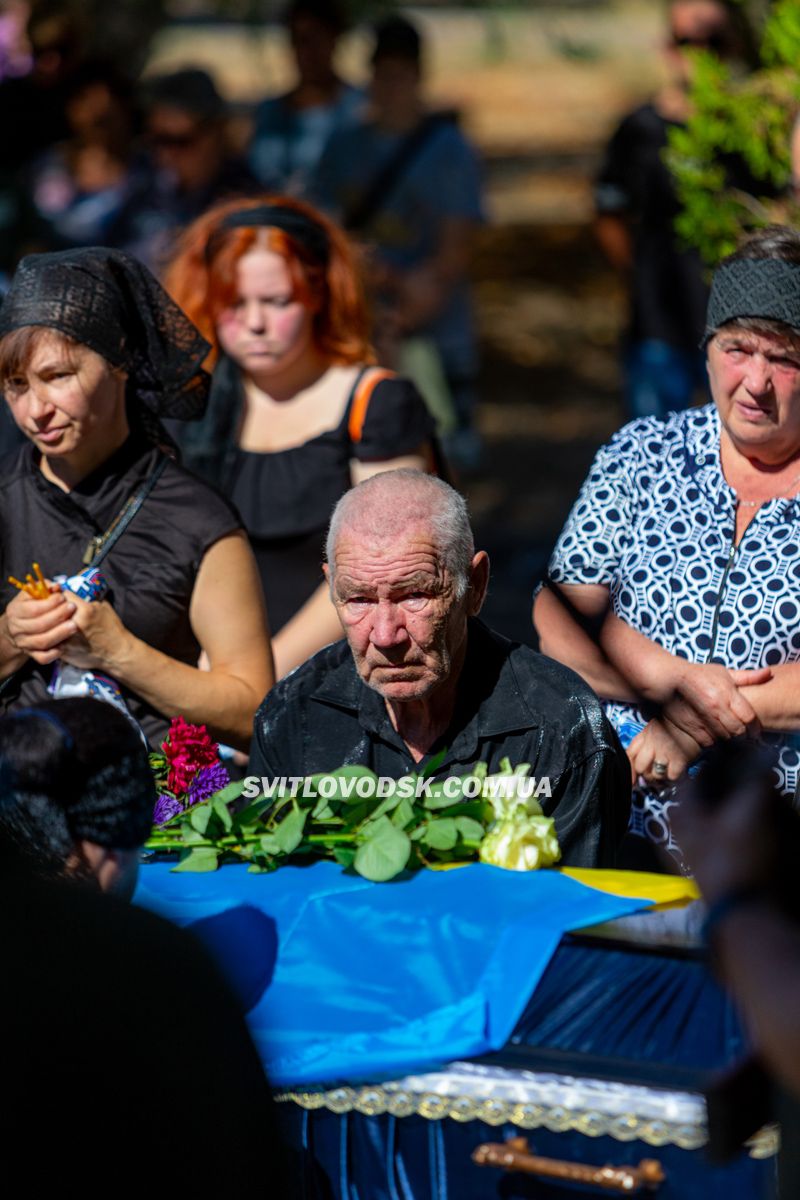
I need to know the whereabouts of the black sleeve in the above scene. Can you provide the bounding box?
[249,687,289,780]
[594,111,640,216]
[354,376,436,461]
[549,723,633,869]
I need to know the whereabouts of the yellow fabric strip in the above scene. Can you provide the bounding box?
[560,867,700,905]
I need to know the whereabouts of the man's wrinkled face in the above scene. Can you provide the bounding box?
[328,530,471,703]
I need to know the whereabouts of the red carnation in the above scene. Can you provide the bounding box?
[162,716,220,797]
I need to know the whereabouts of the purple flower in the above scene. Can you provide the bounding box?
[154,793,183,826]
[187,761,230,807]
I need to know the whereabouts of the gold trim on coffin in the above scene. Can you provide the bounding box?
[275,1088,779,1159]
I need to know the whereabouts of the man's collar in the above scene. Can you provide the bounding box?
[309,619,538,752]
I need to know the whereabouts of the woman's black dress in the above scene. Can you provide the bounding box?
[0,432,241,745]
[176,358,435,633]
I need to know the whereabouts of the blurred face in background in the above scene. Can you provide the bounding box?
[370,55,421,122]
[147,104,223,192]
[66,81,131,150]
[290,14,338,86]
[28,13,82,85]
[665,0,733,87]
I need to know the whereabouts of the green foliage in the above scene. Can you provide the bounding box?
[145,760,560,881]
[668,0,800,265]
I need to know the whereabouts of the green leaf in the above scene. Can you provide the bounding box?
[340,798,384,830]
[210,779,246,806]
[422,780,465,810]
[247,861,275,874]
[274,805,308,854]
[180,824,208,845]
[391,796,416,829]
[189,804,213,835]
[173,846,219,873]
[424,818,458,851]
[455,816,485,842]
[354,817,410,882]
[332,847,357,869]
[235,797,274,826]
[211,793,233,832]
[420,746,447,778]
[311,797,335,820]
[259,834,282,854]
[308,766,379,804]
[363,790,401,822]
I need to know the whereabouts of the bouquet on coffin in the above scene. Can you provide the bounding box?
[146,717,561,882]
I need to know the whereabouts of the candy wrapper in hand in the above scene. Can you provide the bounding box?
[53,567,107,603]
[48,567,146,743]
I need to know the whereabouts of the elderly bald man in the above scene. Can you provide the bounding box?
[249,470,631,866]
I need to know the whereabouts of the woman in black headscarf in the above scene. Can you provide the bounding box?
[0,248,272,749]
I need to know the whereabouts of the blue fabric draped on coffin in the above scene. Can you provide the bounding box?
[278,940,766,1200]
[134,861,648,1087]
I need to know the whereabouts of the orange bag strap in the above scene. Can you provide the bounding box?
[347,367,396,444]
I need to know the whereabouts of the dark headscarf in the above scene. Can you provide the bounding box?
[703,258,800,346]
[0,248,211,426]
[0,698,156,876]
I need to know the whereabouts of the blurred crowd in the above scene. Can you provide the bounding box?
[0,0,486,467]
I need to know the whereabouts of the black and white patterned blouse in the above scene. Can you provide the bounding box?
[548,403,800,854]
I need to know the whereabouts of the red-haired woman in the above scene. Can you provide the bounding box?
[165,196,436,677]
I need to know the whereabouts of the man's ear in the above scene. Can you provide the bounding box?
[466,551,490,616]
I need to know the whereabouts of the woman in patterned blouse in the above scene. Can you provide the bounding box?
[534,226,800,864]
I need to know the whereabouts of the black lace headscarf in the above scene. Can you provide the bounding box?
[0,697,156,880]
[0,248,211,445]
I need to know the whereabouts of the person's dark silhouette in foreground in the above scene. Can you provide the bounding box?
[0,698,287,1191]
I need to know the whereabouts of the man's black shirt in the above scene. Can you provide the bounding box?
[250,620,632,868]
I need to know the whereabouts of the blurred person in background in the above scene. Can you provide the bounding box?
[26,59,147,250]
[165,195,438,679]
[110,67,258,270]
[248,0,363,197]
[310,14,485,472]
[0,0,32,83]
[594,0,738,420]
[0,0,85,172]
